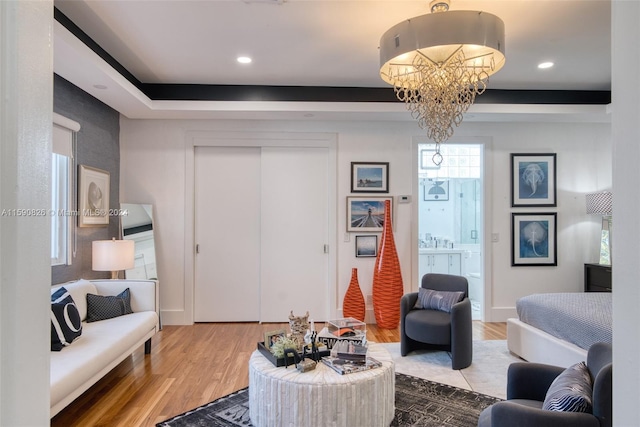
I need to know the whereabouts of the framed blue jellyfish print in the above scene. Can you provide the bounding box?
[511,212,557,266]
[511,153,556,207]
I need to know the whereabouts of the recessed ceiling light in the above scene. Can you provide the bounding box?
[237,56,252,64]
[93,84,108,90]
[538,62,554,69]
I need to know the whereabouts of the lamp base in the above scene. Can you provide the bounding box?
[110,270,119,280]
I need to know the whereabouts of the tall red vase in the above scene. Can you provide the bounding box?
[343,267,366,322]
[372,199,403,329]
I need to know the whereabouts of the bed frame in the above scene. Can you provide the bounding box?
[507,318,588,368]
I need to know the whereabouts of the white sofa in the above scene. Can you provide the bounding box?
[50,279,159,417]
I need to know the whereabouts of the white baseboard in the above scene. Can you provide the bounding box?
[488,307,517,322]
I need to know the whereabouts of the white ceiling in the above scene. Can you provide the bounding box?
[53,0,612,121]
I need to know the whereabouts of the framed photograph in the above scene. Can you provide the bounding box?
[511,213,557,266]
[511,153,557,207]
[78,165,110,227]
[350,162,389,193]
[423,178,449,201]
[355,235,378,257]
[347,196,393,232]
[264,329,286,350]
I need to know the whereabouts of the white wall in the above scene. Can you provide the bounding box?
[0,1,53,425]
[611,1,640,425]
[121,117,610,324]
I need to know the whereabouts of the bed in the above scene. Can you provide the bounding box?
[507,293,612,367]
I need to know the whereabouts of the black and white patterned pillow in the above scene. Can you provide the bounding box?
[51,287,83,351]
[414,288,464,313]
[86,288,133,322]
[543,361,593,413]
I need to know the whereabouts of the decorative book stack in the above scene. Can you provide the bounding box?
[321,338,381,375]
[321,354,382,375]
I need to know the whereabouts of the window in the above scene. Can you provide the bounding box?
[51,153,70,265]
[51,113,79,266]
[419,144,482,179]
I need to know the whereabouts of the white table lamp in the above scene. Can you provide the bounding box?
[586,191,612,265]
[92,238,135,279]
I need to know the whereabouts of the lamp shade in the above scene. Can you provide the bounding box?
[92,239,135,273]
[586,191,612,215]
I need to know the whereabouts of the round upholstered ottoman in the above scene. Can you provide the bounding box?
[249,343,395,427]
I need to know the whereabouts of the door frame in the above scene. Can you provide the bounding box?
[184,131,338,325]
[411,136,494,321]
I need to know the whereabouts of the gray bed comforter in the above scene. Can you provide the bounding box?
[516,293,612,350]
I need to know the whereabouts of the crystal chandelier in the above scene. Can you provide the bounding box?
[379,0,505,165]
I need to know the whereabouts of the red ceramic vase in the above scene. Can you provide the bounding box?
[372,199,403,329]
[343,267,366,322]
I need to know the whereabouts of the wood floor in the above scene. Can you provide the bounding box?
[51,321,506,427]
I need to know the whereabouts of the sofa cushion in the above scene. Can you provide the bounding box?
[50,311,158,411]
[86,288,133,322]
[414,288,464,313]
[51,287,82,351]
[543,361,593,413]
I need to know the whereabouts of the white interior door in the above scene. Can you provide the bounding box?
[194,146,261,321]
[260,147,329,322]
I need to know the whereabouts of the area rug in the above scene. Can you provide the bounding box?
[383,340,523,399]
[157,372,501,427]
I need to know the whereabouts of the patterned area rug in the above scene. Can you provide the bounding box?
[156,372,501,427]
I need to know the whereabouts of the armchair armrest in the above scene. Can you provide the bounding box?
[488,401,600,427]
[401,292,418,318]
[506,362,565,401]
[450,297,472,369]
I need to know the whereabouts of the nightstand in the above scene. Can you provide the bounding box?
[584,263,612,292]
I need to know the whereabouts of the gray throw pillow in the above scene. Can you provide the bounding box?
[86,288,133,322]
[414,288,464,313]
[542,361,593,413]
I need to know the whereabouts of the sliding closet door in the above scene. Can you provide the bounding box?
[194,144,330,322]
[260,147,329,322]
[194,146,260,321]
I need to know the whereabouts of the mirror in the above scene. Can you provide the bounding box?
[121,203,158,280]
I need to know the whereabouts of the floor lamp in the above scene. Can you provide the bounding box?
[586,191,612,265]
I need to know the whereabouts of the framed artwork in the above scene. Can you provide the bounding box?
[355,235,378,257]
[511,213,557,266]
[350,162,389,193]
[264,329,286,350]
[347,196,393,232]
[511,153,557,207]
[78,165,110,227]
[423,179,449,201]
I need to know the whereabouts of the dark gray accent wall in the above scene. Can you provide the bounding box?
[52,74,120,284]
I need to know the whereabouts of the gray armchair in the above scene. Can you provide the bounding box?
[400,273,472,370]
[478,342,612,427]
